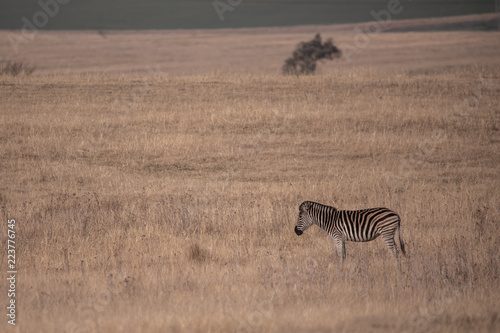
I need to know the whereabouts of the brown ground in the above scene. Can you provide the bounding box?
[1,13,500,333]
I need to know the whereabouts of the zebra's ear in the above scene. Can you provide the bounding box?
[300,201,312,212]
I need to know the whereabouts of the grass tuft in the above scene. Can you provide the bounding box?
[0,60,36,76]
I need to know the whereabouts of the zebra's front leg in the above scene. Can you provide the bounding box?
[331,234,346,261]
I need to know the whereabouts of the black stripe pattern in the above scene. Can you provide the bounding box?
[295,201,406,260]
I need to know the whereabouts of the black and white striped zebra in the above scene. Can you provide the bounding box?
[294,201,406,260]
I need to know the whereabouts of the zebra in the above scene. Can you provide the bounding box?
[294,201,406,261]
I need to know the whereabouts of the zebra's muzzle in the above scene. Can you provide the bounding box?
[294,226,303,236]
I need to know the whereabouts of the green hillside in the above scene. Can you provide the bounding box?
[0,0,495,30]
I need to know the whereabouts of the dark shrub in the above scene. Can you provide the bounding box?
[283,33,341,75]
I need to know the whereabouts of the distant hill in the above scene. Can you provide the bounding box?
[0,0,495,30]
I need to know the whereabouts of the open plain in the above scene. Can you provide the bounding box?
[1,16,500,332]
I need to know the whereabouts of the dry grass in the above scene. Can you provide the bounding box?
[1,24,500,76]
[0,65,499,332]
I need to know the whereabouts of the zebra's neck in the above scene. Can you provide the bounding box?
[310,202,337,228]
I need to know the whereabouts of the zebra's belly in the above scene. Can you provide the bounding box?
[345,234,379,242]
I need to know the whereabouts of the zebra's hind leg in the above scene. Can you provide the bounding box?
[381,230,402,270]
[381,230,399,259]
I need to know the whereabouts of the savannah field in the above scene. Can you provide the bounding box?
[1,15,500,333]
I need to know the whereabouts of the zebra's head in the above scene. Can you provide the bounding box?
[295,201,314,236]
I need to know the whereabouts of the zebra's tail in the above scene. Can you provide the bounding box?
[398,220,406,256]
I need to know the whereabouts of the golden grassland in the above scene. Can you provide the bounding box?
[1,65,500,332]
[2,25,500,76]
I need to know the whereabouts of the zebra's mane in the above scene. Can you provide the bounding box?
[308,201,337,213]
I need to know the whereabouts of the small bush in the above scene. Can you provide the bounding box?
[0,60,36,76]
[282,33,341,75]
